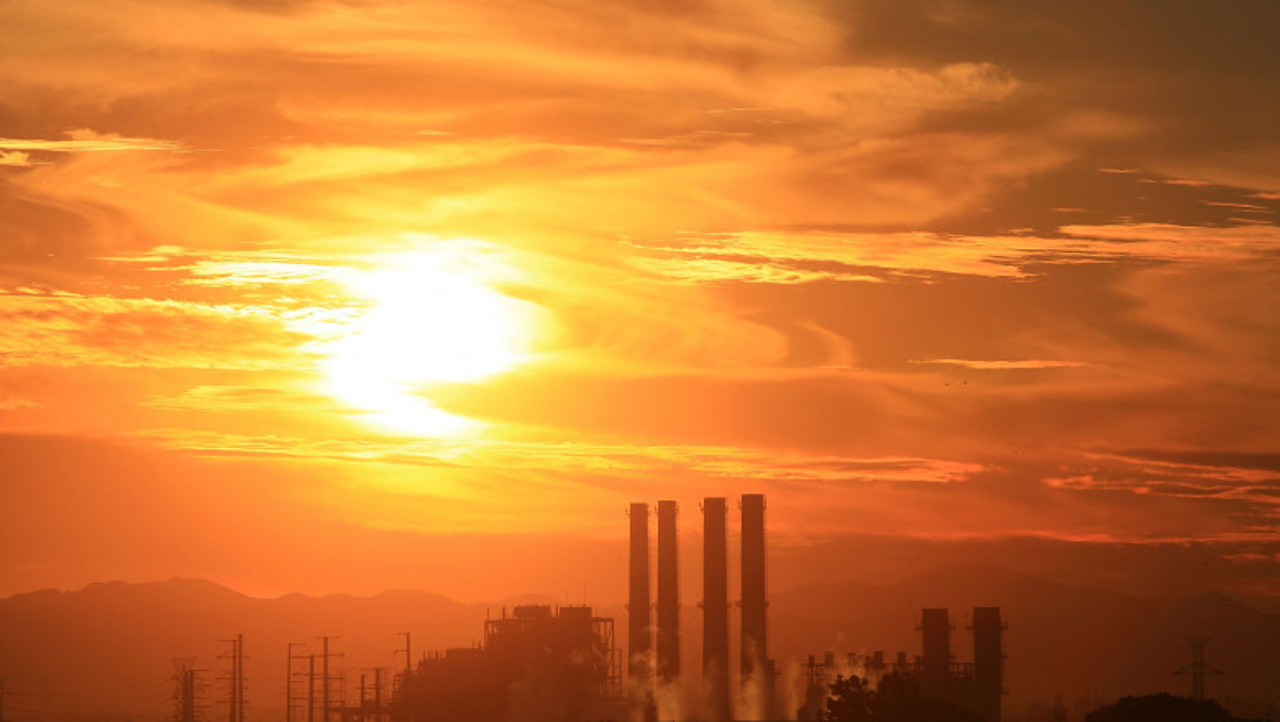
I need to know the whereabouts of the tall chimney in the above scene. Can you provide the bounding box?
[972,607,1003,722]
[702,497,731,722]
[629,503,653,717]
[656,500,681,689]
[740,493,768,718]
[920,608,951,698]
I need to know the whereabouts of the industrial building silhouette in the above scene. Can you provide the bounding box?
[393,604,623,722]
[392,494,1003,722]
[798,606,1005,722]
[386,494,784,722]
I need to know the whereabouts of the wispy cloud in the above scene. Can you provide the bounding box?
[0,151,34,167]
[0,291,341,369]
[628,222,1280,285]
[910,358,1092,370]
[0,129,186,153]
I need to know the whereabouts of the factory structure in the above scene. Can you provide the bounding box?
[384,493,1004,722]
[387,493,777,722]
[798,606,1006,722]
[392,604,624,722]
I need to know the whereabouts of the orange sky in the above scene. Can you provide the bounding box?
[1,0,1278,605]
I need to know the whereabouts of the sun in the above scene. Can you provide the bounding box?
[322,249,532,436]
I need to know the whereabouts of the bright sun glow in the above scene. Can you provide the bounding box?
[323,249,532,436]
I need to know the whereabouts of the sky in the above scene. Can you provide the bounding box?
[1,0,1278,606]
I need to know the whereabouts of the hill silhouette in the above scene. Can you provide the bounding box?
[1,567,1277,722]
[0,578,493,722]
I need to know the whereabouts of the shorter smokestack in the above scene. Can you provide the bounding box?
[920,608,951,697]
[740,493,768,719]
[628,503,653,718]
[702,497,730,722]
[656,501,680,687]
[972,607,1004,722]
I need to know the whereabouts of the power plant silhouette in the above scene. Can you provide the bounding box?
[390,493,1003,722]
[155,494,1014,722]
[391,494,781,722]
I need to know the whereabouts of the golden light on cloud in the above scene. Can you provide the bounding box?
[321,246,536,437]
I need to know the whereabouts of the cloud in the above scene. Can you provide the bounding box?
[0,291,332,369]
[628,221,1280,286]
[0,151,33,167]
[0,129,186,154]
[910,358,1091,370]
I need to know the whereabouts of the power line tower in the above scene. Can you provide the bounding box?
[173,659,207,722]
[393,634,414,722]
[317,636,343,722]
[395,633,412,676]
[362,668,388,722]
[219,634,246,722]
[287,643,308,722]
[307,654,317,722]
[1175,636,1223,700]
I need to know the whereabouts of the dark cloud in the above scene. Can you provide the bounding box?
[837,0,1280,77]
[775,532,1280,609]
[1118,449,1280,473]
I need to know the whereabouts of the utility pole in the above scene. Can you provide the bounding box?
[360,673,368,722]
[395,633,412,674]
[220,634,246,722]
[237,633,245,722]
[308,654,316,722]
[318,636,343,722]
[1175,636,1223,700]
[362,668,387,722]
[395,634,414,722]
[287,643,307,722]
[322,638,330,722]
[337,671,347,719]
[173,660,206,722]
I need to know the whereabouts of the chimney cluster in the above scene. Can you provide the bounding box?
[628,494,773,722]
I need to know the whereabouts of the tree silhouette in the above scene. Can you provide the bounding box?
[816,672,985,722]
[1085,694,1264,722]
[818,675,874,722]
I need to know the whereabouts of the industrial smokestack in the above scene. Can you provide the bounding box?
[739,493,768,719]
[629,503,654,718]
[972,607,1004,722]
[656,500,681,689]
[920,608,951,698]
[702,497,731,722]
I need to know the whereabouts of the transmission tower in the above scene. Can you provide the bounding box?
[317,636,343,722]
[395,633,412,675]
[173,659,207,722]
[287,643,308,722]
[361,668,388,722]
[1174,636,1223,700]
[308,654,316,722]
[219,634,246,722]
